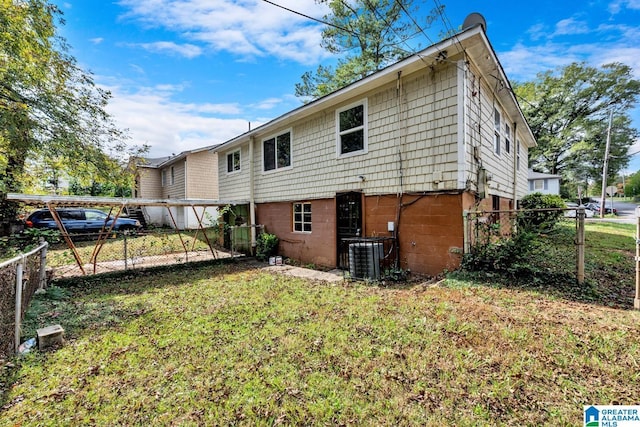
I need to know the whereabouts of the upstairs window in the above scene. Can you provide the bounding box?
[293,202,312,233]
[263,131,291,172]
[516,141,521,171]
[227,149,241,173]
[494,108,501,156]
[337,100,367,156]
[170,166,175,185]
[161,169,167,187]
[505,123,511,154]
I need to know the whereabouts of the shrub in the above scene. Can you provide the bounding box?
[256,232,279,261]
[517,192,565,232]
[461,228,537,275]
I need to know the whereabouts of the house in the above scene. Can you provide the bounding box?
[528,169,561,195]
[212,18,536,276]
[133,146,219,229]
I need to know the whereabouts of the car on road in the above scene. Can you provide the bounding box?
[564,203,595,218]
[25,208,142,233]
[584,202,617,215]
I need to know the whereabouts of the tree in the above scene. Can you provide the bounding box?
[295,0,443,100]
[627,170,640,199]
[0,0,145,231]
[514,62,640,194]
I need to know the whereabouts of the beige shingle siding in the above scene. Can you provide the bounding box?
[217,57,531,204]
[219,146,251,201]
[161,161,186,199]
[462,60,531,202]
[219,63,461,203]
[137,167,162,198]
[185,150,218,199]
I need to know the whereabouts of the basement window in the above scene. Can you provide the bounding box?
[293,202,312,233]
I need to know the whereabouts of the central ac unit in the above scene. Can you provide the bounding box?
[348,242,383,280]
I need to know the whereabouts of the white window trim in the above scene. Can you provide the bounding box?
[262,128,293,173]
[226,149,241,174]
[293,202,312,233]
[504,123,511,154]
[494,107,501,156]
[516,140,521,171]
[161,169,167,187]
[336,99,368,158]
[170,166,175,185]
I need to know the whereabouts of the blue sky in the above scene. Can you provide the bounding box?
[54,0,640,171]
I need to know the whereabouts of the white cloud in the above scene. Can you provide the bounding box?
[526,23,547,41]
[103,84,257,156]
[135,41,202,58]
[499,43,579,81]
[501,41,640,83]
[553,18,590,36]
[90,37,104,44]
[609,0,640,14]
[117,0,332,64]
[251,98,283,110]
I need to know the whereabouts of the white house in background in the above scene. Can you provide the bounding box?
[528,169,561,195]
[133,146,219,229]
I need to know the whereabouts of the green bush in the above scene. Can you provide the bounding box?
[517,192,565,232]
[461,227,537,275]
[256,232,279,261]
[0,227,61,260]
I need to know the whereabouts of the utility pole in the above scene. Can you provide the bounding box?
[599,110,613,218]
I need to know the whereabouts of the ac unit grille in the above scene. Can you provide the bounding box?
[348,242,383,280]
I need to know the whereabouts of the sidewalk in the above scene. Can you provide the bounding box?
[257,262,345,283]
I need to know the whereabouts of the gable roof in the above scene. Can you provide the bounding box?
[528,169,561,180]
[212,23,536,154]
[137,145,218,169]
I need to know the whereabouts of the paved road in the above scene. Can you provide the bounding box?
[589,200,638,224]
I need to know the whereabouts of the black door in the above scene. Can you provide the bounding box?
[336,192,362,269]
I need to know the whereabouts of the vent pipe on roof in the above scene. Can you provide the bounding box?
[462,13,486,32]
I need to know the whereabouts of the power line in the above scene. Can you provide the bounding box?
[263,0,466,74]
[260,0,357,37]
[394,0,436,47]
[431,0,464,55]
[432,0,456,36]
[360,0,418,56]
[393,0,467,68]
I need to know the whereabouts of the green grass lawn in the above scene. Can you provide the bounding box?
[2,260,639,425]
[1,222,639,425]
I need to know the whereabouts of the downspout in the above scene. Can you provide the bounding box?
[184,159,188,228]
[249,136,257,254]
[394,71,403,269]
[457,58,468,190]
[512,122,518,207]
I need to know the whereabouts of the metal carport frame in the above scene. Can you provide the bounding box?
[7,193,249,274]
